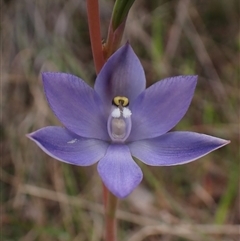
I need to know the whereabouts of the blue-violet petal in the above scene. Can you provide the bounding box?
[128,75,197,141]
[94,44,146,112]
[97,144,143,198]
[42,72,109,140]
[27,126,109,166]
[128,131,230,166]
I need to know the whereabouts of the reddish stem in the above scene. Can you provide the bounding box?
[87,0,108,209]
[105,191,118,241]
[102,182,108,209]
[86,2,119,240]
[86,0,105,74]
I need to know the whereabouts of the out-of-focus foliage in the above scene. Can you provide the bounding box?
[2,0,239,240]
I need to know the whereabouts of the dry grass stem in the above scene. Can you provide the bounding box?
[19,184,240,238]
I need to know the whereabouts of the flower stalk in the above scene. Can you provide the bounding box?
[86,0,105,73]
[105,191,118,241]
[86,1,121,239]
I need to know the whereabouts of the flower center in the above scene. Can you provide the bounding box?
[107,96,132,142]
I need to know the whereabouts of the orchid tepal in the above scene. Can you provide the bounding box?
[27,44,229,198]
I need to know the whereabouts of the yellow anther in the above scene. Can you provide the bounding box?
[113,96,129,107]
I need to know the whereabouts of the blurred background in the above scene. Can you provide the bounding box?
[1,0,239,240]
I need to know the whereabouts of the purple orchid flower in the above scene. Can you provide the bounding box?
[27,44,229,198]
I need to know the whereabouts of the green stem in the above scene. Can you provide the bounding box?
[86,0,105,74]
[105,191,118,241]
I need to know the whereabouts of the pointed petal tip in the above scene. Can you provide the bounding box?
[191,74,198,79]
[219,138,231,146]
[118,41,134,56]
[124,41,132,49]
[183,74,198,84]
[26,131,35,140]
[176,75,198,87]
[191,74,198,82]
[207,135,231,146]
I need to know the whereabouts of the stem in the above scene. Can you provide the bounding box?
[86,2,125,240]
[102,182,108,209]
[105,191,118,241]
[86,0,105,74]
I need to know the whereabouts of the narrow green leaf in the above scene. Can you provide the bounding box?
[112,0,136,30]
